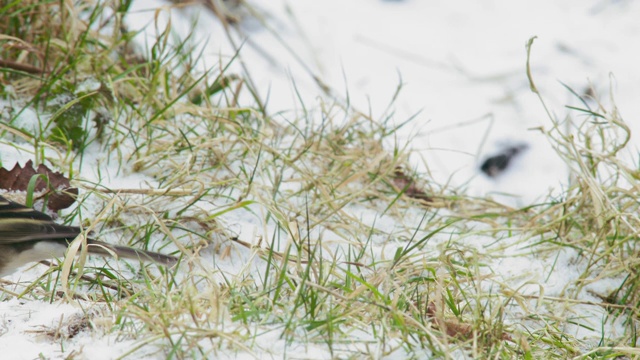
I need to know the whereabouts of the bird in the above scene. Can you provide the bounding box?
[0,195,178,277]
[480,144,529,178]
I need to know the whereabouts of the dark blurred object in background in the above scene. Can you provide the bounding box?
[480,144,529,178]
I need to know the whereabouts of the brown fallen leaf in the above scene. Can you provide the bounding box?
[0,160,78,211]
[391,167,432,202]
[426,301,513,342]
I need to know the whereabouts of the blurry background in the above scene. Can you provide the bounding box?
[128,0,640,205]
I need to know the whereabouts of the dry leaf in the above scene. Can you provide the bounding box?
[0,160,78,211]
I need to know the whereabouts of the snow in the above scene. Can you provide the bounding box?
[124,0,640,202]
[0,298,139,360]
[3,0,640,358]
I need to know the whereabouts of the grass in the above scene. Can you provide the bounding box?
[1,0,639,359]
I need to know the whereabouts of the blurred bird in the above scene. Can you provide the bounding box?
[480,143,529,178]
[0,195,178,276]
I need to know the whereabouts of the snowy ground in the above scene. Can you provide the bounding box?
[126,0,640,204]
[2,0,640,358]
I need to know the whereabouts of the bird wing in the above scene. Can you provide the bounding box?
[0,196,56,221]
[0,196,82,243]
[0,196,178,266]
